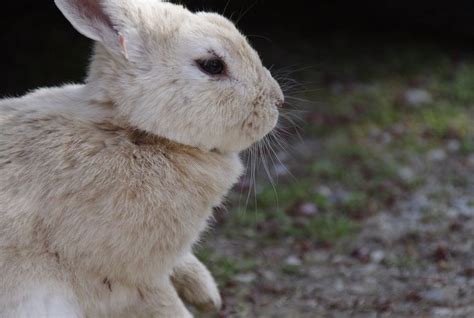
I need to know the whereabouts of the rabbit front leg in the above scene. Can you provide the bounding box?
[171,253,222,313]
[144,278,193,318]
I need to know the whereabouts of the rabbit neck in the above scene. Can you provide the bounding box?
[84,44,127,106]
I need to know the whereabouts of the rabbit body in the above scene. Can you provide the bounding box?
[0,0,283,316]
[0,84,242,317]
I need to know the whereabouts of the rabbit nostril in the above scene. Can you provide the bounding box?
[275,99,284,108]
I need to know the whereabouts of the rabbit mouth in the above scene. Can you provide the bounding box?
[241,104,279,143]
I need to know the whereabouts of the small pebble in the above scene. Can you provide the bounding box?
[317,186,332,197]
[446,140,461,152]
[432,307,453,316]
[403,89,433,107]
[235,273,257,284]
[297,202,318,216]
[371,250,385,263]
[422,289,446,305]
[468,154,474,167]
[285,255,302,266]
[427,149,447,162]
[399,167,416,182]
[262,270,276,281]
[334,279,344,292]
[380,132,393,144]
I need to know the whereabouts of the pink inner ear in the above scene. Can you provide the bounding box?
[119,34,129,60]
[75,0,114,29]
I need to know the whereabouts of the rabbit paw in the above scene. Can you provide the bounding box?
[171,254,222,312]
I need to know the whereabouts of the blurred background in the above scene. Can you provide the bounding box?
[2,1,474,317]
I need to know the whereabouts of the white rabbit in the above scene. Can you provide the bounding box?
[0,0,283,317]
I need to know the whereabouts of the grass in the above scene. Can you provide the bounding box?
[293,216,357,242]
[226,181,358,241]
[387,255,423,270]
[196,248,259,285]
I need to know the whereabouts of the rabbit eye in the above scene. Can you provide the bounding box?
[197,58,225,76]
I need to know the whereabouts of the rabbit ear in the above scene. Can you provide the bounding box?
[55,0,129,58]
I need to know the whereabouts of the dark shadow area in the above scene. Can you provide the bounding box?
[1,1,474,96]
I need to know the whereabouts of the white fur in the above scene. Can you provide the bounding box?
[0,0,283,317]
[2,286,82,318]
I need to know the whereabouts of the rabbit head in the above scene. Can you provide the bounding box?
[55,0,283,153]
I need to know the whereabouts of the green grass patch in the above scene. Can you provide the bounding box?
[284,215,357,242]
[196,248,258,285]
